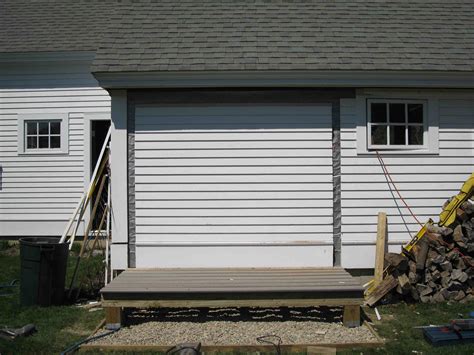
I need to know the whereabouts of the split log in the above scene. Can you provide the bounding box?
[384,253,408,273]
[417,284,433,297]
[453,225,465,243]
[396,274,411,295]
[440,261,453,272]
[416,239,429,271]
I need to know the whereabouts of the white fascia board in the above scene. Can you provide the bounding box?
[93,70,474,89]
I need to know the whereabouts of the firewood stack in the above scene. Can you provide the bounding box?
[374,198,474,305]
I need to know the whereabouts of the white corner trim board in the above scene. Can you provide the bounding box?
[110,90,128,244]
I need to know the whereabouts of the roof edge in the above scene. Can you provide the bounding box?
[0,51,96,63]
[93,70,474,89]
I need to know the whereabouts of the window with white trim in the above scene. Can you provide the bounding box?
[25,120,61,150]
[17,113,69,155]
[367,100,427,149]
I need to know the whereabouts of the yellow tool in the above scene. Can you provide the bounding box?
[402,219,434,254]
[439,173,474,227]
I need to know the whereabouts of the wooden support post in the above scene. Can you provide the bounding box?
[105,307,123,330]
[374,212,387,286]
[343,305,360,328]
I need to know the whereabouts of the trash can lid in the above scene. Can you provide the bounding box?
[19,237,67,246]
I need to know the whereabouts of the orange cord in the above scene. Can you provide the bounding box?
[375,151,472,266]
[375,150,424,227]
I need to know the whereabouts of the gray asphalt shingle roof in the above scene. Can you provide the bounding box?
[0,0,112,53]
[1,0,473,73]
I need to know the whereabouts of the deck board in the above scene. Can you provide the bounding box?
[101,267,364,299]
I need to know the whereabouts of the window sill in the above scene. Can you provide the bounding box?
[19,150,68,156]
[357,148,439,156]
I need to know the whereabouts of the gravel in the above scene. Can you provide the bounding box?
[91,307,378,346]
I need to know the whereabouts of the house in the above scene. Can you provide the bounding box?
[1,0,473,272]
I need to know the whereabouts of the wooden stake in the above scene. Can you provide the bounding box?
[374,212,387,286]
[88,206,109,258]
[68,150,109,249]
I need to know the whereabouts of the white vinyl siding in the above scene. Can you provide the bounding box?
[134,105,333,268]
[340,92,474,268]
[0,60,111,236]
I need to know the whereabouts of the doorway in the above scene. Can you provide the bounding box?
[90,120,111,229]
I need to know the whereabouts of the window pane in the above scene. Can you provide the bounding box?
[371,125,387,145]
[39,136,49,148]
[390,126,406,145]
[27,136,37,149]
[408,126,424,145]
[50,136,61,148]
[371,103,387,123]
[26,122,37,135]
[50,121,61,134]
[408,104,423,123]
[389,103,405,123]
[39,122,49,135]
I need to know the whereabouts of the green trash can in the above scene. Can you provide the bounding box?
[19,237,69,306]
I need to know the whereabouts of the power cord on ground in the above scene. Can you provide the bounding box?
[60,328,118,355]
[256,334,282,355]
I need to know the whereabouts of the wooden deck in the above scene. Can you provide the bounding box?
[101,268,365,328]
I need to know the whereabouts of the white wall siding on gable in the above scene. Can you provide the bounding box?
[134,105,334,268]
[340,93,474,268]
[0,62,111,236]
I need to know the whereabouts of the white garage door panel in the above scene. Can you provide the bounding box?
[136,166,332,175]
[135,131,332,141]
[135,208,332,217]
[135,183,332,192]
[135,149,331,158]
[137,199,332,209]
[134,105,333,267]
[136,245,333,268]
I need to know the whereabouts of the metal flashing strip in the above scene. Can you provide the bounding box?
[127,95,136,268]
[332,100,342,266]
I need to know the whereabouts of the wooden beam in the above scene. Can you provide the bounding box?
[307,346,337,354]
[374,212,387,286]
[343,305,360,327]
[365,274,398,307]
[105,307,123,330]
[101,298,363,309]
[81,340,382,353]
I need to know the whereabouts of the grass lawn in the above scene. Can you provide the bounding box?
[0,242,104,354]
[1,241,474,354]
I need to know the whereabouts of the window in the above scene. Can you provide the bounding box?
[25,120,61,150]
[368,100,426,149]
[17,113,69,154]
